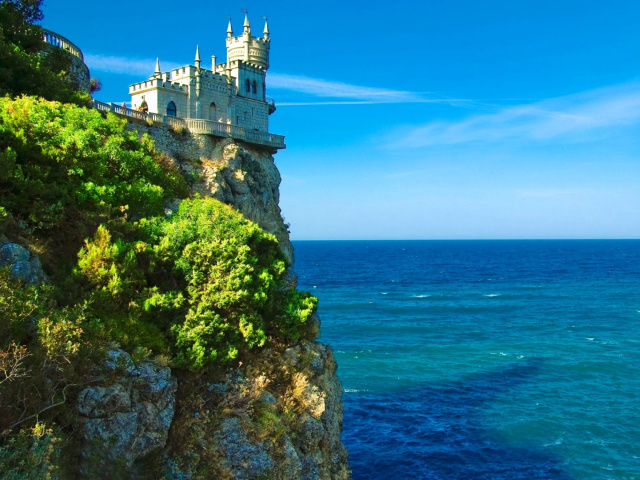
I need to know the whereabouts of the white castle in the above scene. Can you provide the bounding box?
[128,13,283,148]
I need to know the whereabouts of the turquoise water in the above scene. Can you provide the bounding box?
[293,240,640,480]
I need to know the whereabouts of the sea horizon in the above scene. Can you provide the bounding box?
[294,239,640,479]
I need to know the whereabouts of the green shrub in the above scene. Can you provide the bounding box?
[0,96,187,239]
[0,0,89,104]
[75,197,317,369]
[0,423,62,480]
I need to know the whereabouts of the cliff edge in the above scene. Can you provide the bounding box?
[80,123,351,479]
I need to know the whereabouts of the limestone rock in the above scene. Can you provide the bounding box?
[76,349,177,476]
[162,338,350,480]
[0,243,45,284]
[217,418,275,479]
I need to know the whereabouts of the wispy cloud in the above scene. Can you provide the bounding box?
[85,54,180,76]
[390,82,640,147]
[269,73,466,105]
[515,188,594,198]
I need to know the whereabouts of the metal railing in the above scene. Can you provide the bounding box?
[42,29,84,61]
[92,100,286,149]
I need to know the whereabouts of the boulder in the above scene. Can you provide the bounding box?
[76,350,177,476]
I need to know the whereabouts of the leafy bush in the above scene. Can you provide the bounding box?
[76,197,317,369]
[0,0,89,104]
[0,96,187,262]
[0,268,87,430]
[0,423,61,480]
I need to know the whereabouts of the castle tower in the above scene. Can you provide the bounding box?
[129,14,277,136]
[226,13,270,101]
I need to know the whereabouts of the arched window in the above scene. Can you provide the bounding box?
[209,102,217,121]
[245,79,251,92]
[252,80,257,94]
[166,101,177,117]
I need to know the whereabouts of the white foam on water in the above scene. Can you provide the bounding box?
[413,294,430,298]
[543,438,564,447]
[484,294,501,297]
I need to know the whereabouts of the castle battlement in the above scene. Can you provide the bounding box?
[127,13,281,148]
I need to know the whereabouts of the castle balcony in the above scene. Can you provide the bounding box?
[266,96,276,114]
[41,29,90,92]
[93,100,286,151]
[42,29,84,61]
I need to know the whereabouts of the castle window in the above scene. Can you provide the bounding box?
[166,101,177,117]
[252,81,257,94]
[245,79,251,92]
[209,102,217,121]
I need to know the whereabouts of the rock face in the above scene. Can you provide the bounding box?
[128,123,293,265]
[0,241,45,284]
[163,340,350,480]
[76,349,177,476]
[79,127,351,478]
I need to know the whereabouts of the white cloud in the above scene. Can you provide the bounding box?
[515,188,594,198]
[268,73,465,105]
[85,54,180,76]
[84,56,467,106]
[391,82,640,147]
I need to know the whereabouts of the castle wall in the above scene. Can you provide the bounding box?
[234,63,266,102]
[233,96,269,131]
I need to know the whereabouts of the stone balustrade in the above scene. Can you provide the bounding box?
[92,100,285,150]
[42,29,84,61]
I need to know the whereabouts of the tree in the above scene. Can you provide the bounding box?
[0,0,89,103]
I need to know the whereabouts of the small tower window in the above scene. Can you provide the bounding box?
[245,79,251,92]
[166,101,177,117]
[209,102,217,121]
[252,80,257,94]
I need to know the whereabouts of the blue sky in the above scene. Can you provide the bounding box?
[42,0,640,239]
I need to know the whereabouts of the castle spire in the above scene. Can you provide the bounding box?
[263,16,269,38]
[243,11,250,34]
[154,57,161,75]
[195,45,201,70]
[227,17,233,37]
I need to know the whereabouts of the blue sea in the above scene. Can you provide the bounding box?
[292,240,640,480]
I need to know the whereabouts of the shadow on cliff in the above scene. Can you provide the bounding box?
[343,358,573,480]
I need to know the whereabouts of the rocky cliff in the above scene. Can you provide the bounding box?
[73,123,350,479]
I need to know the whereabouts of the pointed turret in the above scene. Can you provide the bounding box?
[154,57,161,75]
[195,45,201,70]
[263,17,269,39]
[243,12,251,34]
[227,17,233,38]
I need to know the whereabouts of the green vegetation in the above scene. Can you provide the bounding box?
[0,6,317,473]
[0,96,316,465]
[0,0,89,104]
[0,93,316,373]
[76,197,317,369]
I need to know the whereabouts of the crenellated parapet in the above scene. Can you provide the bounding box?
[129,78,188,95]
[225,13,270,71]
